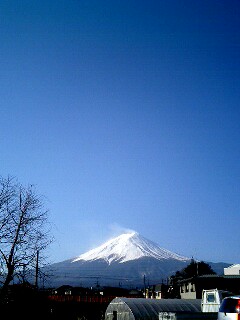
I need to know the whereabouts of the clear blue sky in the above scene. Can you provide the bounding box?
[1,0,239,264]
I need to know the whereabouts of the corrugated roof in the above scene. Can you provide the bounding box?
[106,298,202,320]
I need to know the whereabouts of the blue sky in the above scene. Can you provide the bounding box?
[1,0,239,264]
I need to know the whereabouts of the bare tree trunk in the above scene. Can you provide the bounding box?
[0,265,14,302]
[35,250,39,289]
[0,176,52,303]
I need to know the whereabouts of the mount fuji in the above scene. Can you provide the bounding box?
[72,232,189,264]
[46,232,229,288]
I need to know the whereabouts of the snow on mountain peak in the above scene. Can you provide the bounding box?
[72,231,190,264]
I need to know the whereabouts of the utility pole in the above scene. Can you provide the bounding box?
[143,275,146,298]
[35,250,39,289]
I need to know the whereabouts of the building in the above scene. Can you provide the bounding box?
[145,284,169,299]
[179,275,240,299]
[224,264,240,275]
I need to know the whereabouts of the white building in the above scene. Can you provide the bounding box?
[224,264,240,275]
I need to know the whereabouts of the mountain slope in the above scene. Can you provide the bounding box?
[45,232,230,288]
[72,232,190,264]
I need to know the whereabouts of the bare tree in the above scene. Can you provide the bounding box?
[0,176,52,297]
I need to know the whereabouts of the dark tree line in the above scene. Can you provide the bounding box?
[171,259,216,280]
[168,259,216,297]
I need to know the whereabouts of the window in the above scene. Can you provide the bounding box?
[207,294,215,303]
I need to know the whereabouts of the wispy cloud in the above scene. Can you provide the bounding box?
[107,223,136,239]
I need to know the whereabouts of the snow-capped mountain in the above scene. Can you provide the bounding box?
[45,232,229,288]
[72,232,189,264]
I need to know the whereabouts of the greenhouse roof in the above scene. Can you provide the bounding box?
[106,298,202,320]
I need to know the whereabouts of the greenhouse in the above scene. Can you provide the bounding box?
[105,297,202,320]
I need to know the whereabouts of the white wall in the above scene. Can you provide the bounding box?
[224,264,240,275]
